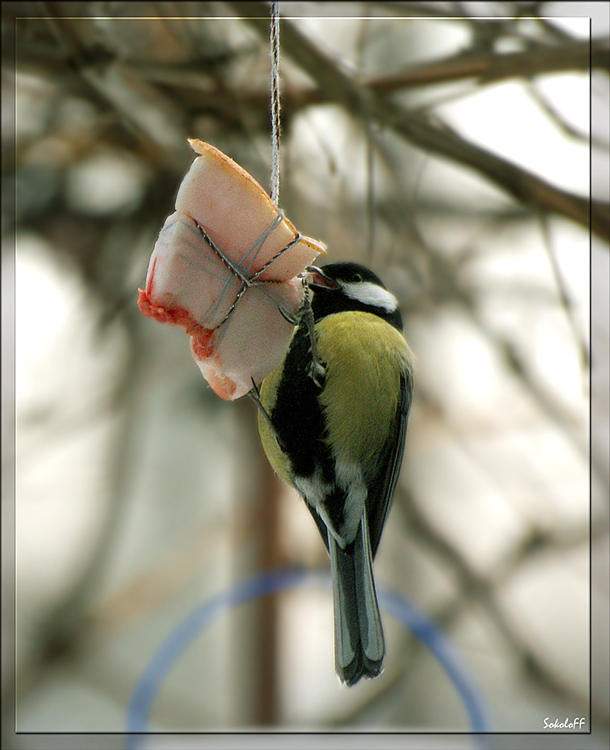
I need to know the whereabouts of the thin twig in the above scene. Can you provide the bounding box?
[538,213,590,376]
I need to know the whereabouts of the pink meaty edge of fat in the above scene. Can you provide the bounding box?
[137,258,208,339]
[138,287,237,400]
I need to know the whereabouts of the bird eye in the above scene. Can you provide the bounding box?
[353,273,363,283]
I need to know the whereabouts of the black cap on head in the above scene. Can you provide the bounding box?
[307,262,403,331]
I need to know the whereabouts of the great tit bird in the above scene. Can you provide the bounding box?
[255,261,414,686]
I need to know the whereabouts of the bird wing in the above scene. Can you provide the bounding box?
[307,502,331,552]
[367,368,413,558]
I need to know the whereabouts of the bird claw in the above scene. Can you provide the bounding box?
[308,360,326,388]
[249,380,273,425]
[299,286,326,388]
[249,379,289,452]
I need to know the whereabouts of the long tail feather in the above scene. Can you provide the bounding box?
[329,515,385,686]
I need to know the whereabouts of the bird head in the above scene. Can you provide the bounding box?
[306,262,403,331]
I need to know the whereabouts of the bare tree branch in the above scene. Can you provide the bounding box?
[231,2,608,243]
[360,39,609,93]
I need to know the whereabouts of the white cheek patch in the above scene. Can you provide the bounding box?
[342,281,398,312]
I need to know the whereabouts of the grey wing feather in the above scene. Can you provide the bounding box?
[368,369,413,557]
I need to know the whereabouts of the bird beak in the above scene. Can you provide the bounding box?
[305,265,338,290]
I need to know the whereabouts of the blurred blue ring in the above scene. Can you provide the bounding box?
[125,567,491,748]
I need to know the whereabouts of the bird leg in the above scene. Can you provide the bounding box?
[301,283,326,388]
[248,379,273,428]
[248,379,288,453]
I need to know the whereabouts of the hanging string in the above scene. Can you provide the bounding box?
[269,1,281,206]
[267,4,321,378]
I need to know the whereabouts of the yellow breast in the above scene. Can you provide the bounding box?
[316,312,413,466]
[258,311,414,484]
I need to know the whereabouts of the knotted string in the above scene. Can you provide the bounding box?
[193,216,302,331]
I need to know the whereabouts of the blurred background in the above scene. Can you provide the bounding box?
[3,1,609,748]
